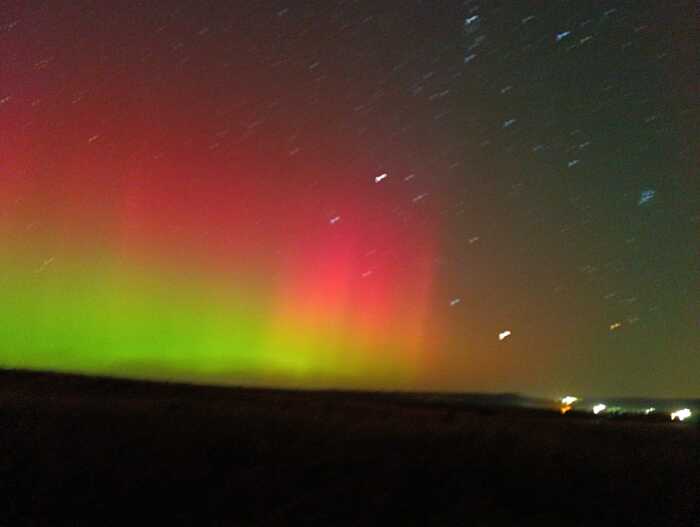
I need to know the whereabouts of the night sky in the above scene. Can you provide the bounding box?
[1,1,697,397]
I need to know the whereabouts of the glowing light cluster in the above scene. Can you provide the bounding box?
[592,404,607,415]
[558,395,579,415]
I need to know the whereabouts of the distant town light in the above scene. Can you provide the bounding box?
[644,407,655,415]
[670,409,692,422]
[560,405,572,415]
[561,396,578,405]
[593,404,607,415]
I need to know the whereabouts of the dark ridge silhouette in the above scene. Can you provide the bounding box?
[1,368,698,526]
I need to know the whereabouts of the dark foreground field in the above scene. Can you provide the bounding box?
[1,370,697,526]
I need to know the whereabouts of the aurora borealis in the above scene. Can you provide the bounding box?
[1,1,697,397]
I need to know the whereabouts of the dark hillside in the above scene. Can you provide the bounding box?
[1,370,697,526]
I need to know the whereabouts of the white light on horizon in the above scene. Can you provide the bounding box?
[561,396,578,405]
[670,409,692,422]
[593,404,607,415]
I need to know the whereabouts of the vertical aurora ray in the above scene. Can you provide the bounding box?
[261,204,439,387]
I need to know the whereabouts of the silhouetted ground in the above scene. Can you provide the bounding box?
[1,370,697,526]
